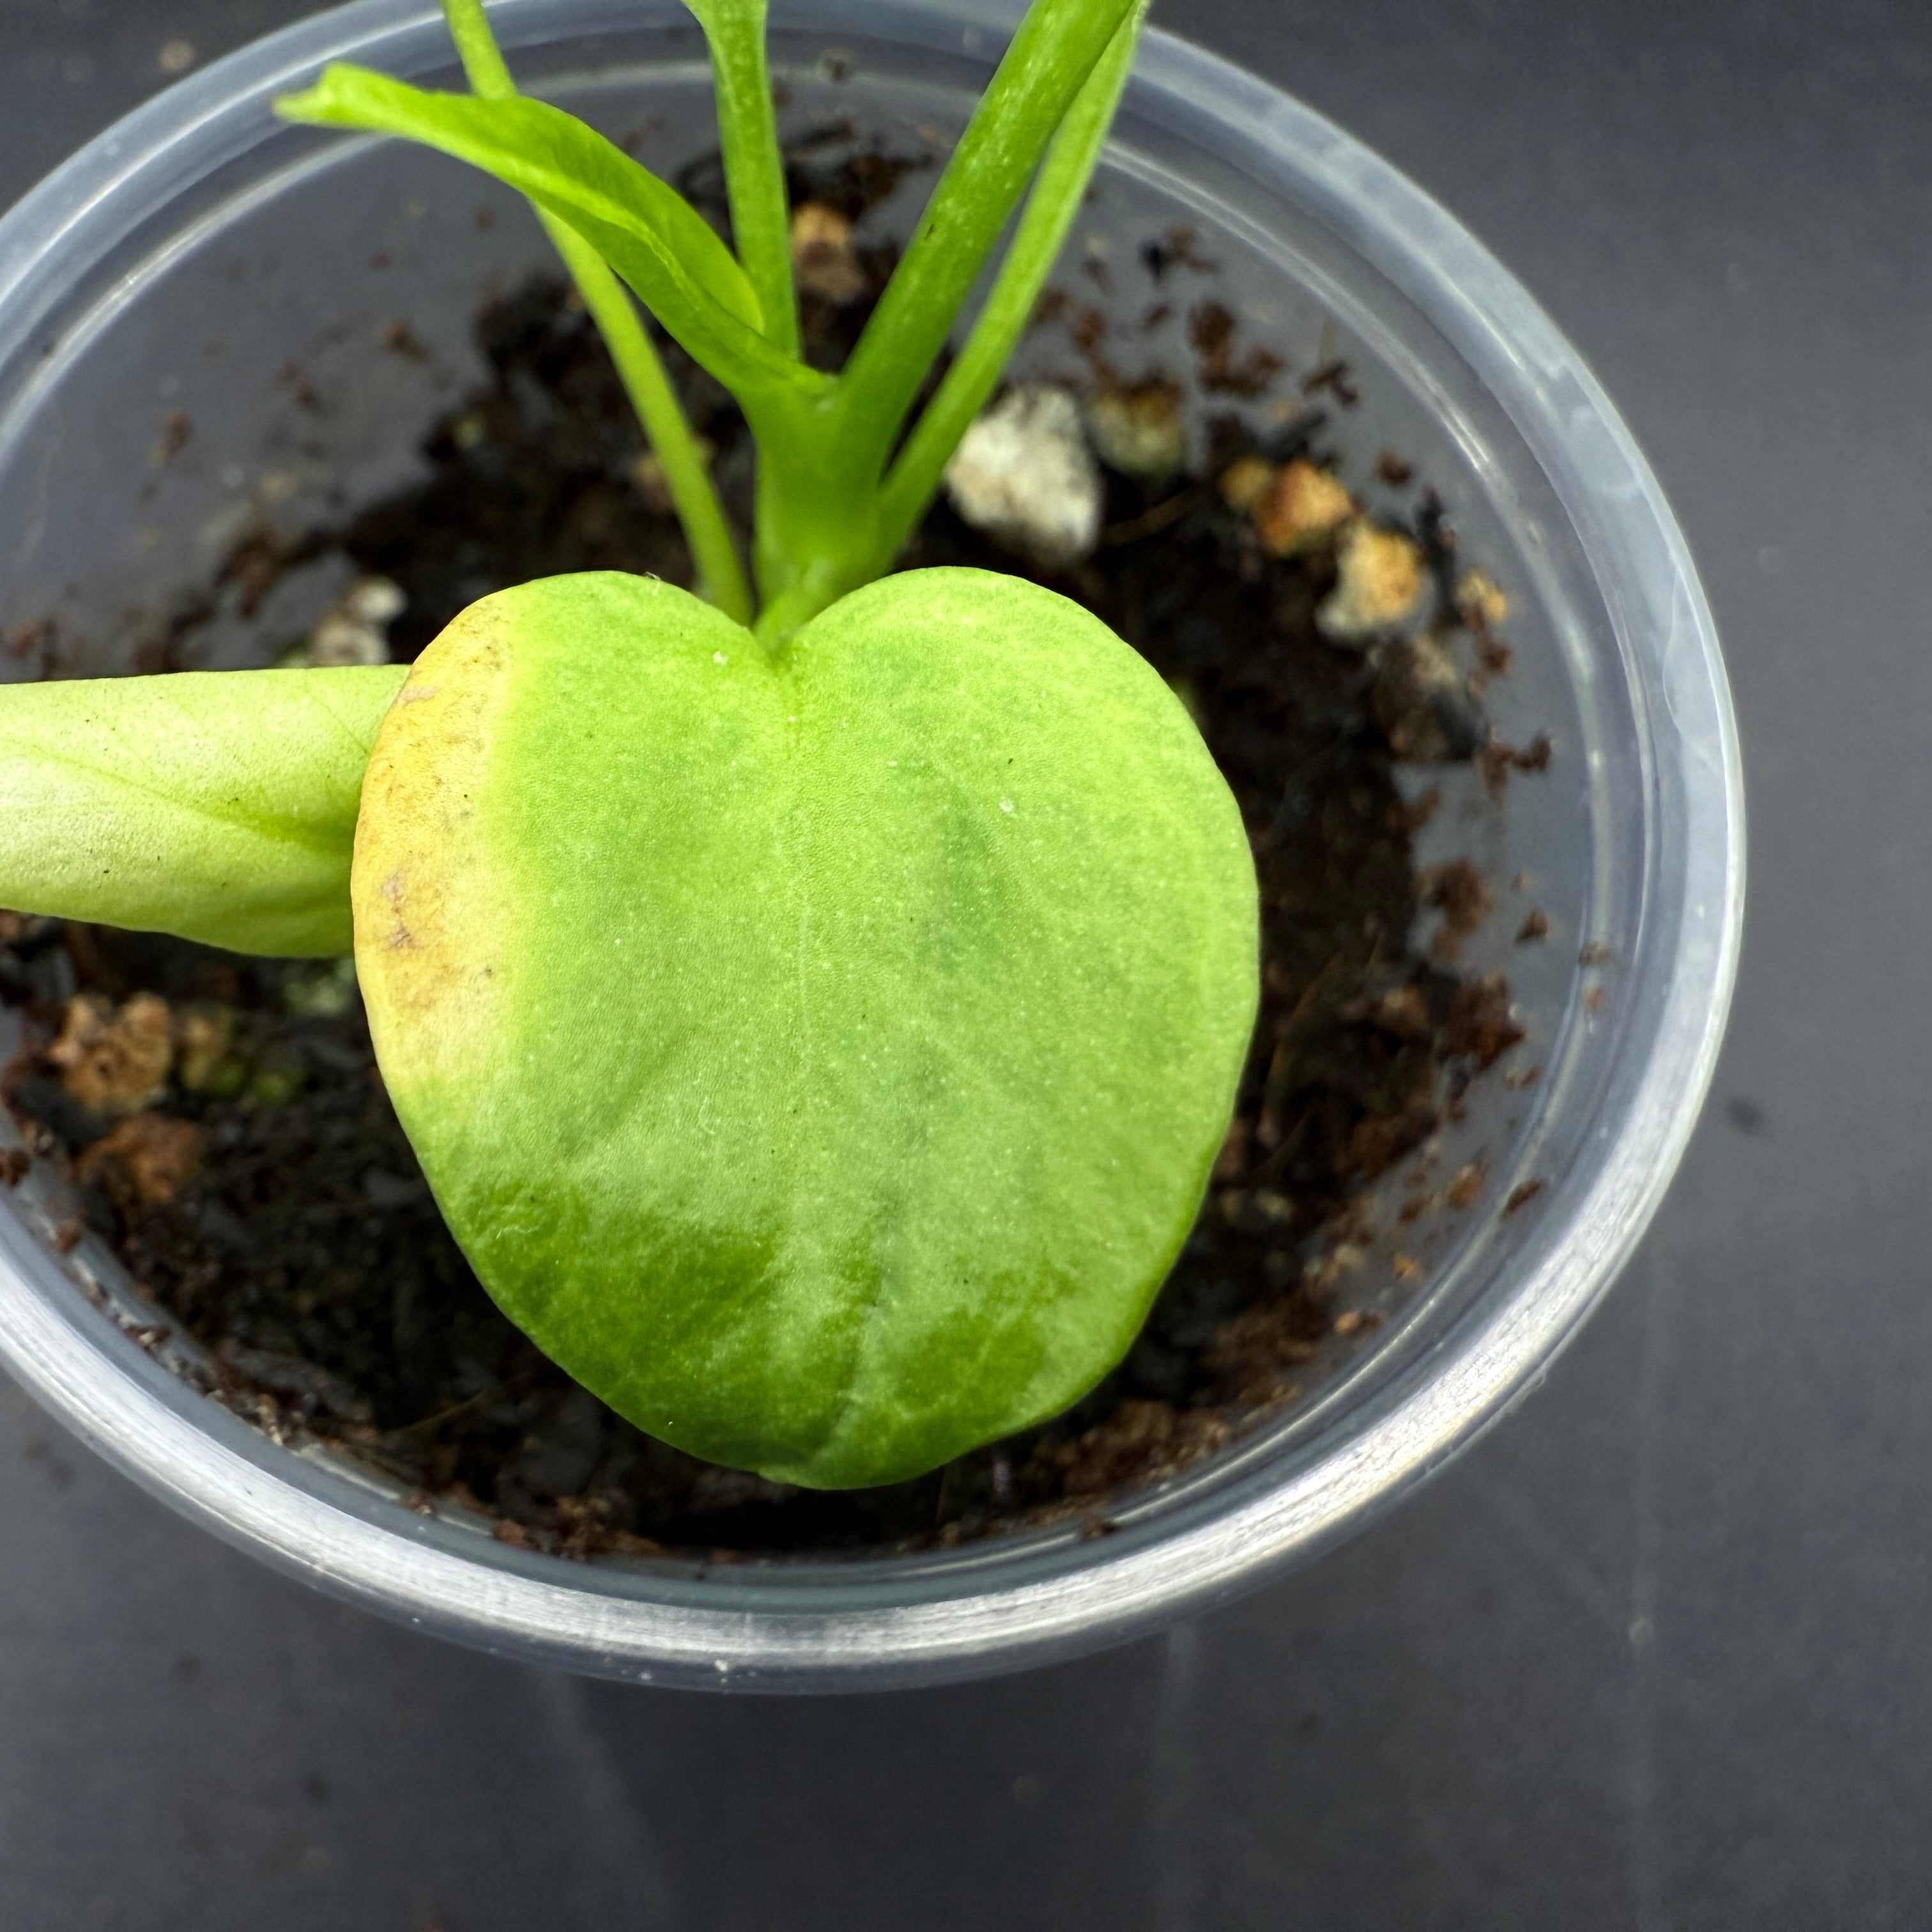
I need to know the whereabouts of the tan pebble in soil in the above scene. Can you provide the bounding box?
[1251,458,1354,556]
[1252,1188,1294,1224]
[1374,983,1433,1040]
[1317,521,1425,640]
[789,201,867,305]
[1455,567,1510,628]
[49,993,172,1115]
[1216,454,1275,512]
[1084,381,1186,482]
[291,576,405,670]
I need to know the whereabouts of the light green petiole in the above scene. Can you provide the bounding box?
[683,0,799,358]
[440,0,753,625]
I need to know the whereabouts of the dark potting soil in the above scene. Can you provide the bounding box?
[1,136,1538,1559]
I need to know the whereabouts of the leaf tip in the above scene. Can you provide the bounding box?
[271,61,383,128]
[271,83,326,125]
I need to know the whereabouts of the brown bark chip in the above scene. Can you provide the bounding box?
[50,993,172,1115]
[76,1112,206,1206]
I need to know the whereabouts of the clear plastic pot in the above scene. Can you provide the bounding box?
[0,0,1742,1690]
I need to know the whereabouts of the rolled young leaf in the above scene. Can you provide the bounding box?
[827,0,1140,476]
[876,0,1149,567]
[0,666,405,956]
[277,66,824,408]
[680,0,798,356]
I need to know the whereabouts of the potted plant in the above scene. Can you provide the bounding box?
[0,0,1740,1689]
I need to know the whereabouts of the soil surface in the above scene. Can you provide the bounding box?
[1,134,1532,1558]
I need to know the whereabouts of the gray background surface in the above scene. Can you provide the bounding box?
[0,1,1919,1925]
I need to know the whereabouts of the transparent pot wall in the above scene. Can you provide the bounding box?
[0,0,1738,1690]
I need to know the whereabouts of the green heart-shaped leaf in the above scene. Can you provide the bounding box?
[353,569,1257,1486]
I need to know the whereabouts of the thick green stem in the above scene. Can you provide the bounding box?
[745,390,877,625]
[440,0,753,624]
[871,1,1147,571]
[815,0,1136,484]
[686,0,799,358]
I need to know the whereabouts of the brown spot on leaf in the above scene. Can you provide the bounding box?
[352,604,515,1052]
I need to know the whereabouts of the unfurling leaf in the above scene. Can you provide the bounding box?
[353,571,1257,1487]
[277,66,824,405]
[0,666,404,956]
